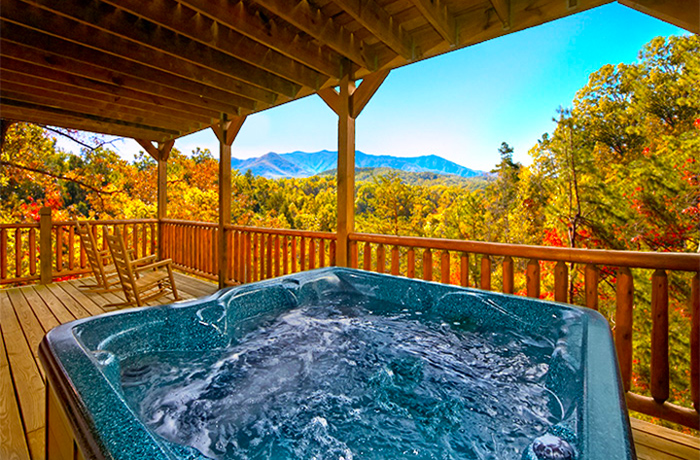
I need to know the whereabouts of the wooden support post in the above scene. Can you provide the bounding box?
[651,269,669,403]
[39,206,52,284]
[212,115,245,288]
[336,74,356,267]
[615,267,634,392]
[691,272,699,411]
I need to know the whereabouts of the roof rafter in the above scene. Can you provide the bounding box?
[254,0,373,71]
[96,0,331,90]
[0,28,260,115]
[329,0,415,60]
[409,0,457,43]
[180,0,343,78]
[2,0,289,103]
[488,0,511,28]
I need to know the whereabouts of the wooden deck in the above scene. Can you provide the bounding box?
[1,275,698,460]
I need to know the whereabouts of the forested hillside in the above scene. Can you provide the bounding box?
[1,35,698,427]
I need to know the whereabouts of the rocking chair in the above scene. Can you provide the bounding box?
[105,227,180,307]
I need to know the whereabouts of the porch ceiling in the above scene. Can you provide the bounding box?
[0,0,697,143]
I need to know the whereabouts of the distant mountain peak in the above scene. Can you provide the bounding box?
[231,150,485,179]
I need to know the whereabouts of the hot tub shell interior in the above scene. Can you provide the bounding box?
[39,267,636,460]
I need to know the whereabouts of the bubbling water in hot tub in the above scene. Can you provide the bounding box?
[120,295,577,460]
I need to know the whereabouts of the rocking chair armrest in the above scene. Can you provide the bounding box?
[130,254,158,266]
[134,259,173,273]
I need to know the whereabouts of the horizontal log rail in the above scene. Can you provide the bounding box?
[348,232,700,429]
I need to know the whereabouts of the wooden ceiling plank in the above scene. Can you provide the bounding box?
[0,29,260,114]
[19,0,301,98]
[409,0,457,43]
[0,83,202,132]
[180,0,342,78]
[1,2,283,105]
[0,71,215,126]
[0,98,181,136]
[99,0,333,88]
[254,0,373,71]
[618,0,699,34]
[351,69,390,118]
[488,0,511,28]
[0,106,174,142]
[329,0,415,60]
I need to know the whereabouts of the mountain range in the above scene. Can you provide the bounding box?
[230,150,485,179]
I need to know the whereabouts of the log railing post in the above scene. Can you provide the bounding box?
[391,246,399,275]
[39,206,52,284]
[440,250,450,284]
[460,252,469,287]
[480,255,491,290]
[502,256,514,294]
[422,248,432,281]
[376,244,385,274]
[554,260,568,303]
[585,263,599,310]
[651,269,669,403]
[526,259,540,298]
[407,247,415,278]
[691,272,699,411]
[615,267,634,392]
[363,242,372,271]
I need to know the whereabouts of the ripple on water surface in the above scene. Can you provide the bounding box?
[120,299,567,460]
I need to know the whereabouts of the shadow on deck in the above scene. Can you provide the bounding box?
[0,273,697,460]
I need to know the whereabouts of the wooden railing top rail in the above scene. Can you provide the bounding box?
[349,232,700,272]
[161,218,218,228]
[225,224,336,240]
[0,222,40,229]
[53,218,158,226]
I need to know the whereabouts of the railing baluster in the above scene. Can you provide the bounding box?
[259,233,266,279]
[15,228,22,278]
[460,252,468,287]
[245,232,252,283]
[376,244,385,274]
[691,272,699,411]
[150,222,156,256]
[267,233,273,278]
[349,240,357,268]
[1,228,8,280]
[526,259,540,298]
[615,267,634,392]
[141,224,147,259]
[440,250,450,284]
[132,223,138,257]
[308,238,316,270]
[253,233,259,282]
[554,260,568,303]
[300,237,306,272]
[422,248,432,281]
[56,225,63,272]
[480,255,491,290]
[502,256,514,294]
[363,242,372,271]
[651,269,669,403]
[67,225,74,271]
[407,247,415,278]
[291,237,297,273]
[29,228,37,276]
[274,235,281,276]
[391,246,399,275]
[585,264,599,310]
[282,236,289,275]
[319,239,325,268]
[329,240,336,267]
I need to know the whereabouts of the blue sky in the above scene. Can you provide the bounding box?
[58,2,688,172]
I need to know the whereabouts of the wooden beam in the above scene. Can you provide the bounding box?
[0,105,176,142]
[0,3,285,104]
[215,115,246,288]
[488,0,511,28]
[619,0,699,34]
[158,140,175,162]
[317,87,341,116]
[0,97,180,137]
[0,82,203,133]
[254,0,372,70]
[135,140,160,161]
[336,74,356,267]
[0,66,217,125]
[0,30,261,113]
[409,0,457,43]
[329,0,415,60]
[181,0,343,78]
[352,70,389,118]
[95,0,331,90]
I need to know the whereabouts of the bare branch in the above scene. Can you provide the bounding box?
[39,125,120,152]
[0,160,120,196]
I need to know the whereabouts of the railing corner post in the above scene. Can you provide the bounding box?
[39,206,53,284]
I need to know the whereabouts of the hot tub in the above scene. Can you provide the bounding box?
[40,267,635,460]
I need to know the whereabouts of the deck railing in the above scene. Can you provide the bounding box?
[0,216,157,285]
[2,212,698,429]
[348,232,700,429]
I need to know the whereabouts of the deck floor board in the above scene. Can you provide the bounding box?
[0,274,697,460]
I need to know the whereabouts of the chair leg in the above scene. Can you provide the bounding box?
[168,268,180,300]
